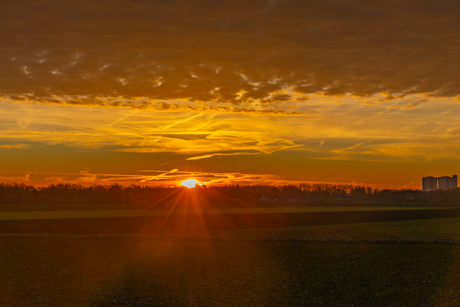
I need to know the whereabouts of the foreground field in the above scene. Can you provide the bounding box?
[1,206,460,235]
[204,217,460,242]
[0,206,454,221]
[1,233,460,306]
[2,204,460,306]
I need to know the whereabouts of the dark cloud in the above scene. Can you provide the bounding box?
[389,101,422,109]
[1,0,460,107]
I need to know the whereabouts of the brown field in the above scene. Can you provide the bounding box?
[1,206,460,235]
[2,203,460,306]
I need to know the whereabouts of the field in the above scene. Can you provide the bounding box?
[1,203,460,306]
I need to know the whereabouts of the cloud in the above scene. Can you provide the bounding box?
[135,169,286,186]
[139,169,180,182]
[361,142,459,162]
[186,154,215,161]
[0,144,30,149]
[0,169,291,187]
[186,151,260,160]
[0,96,318,116]
[0,173,30,184]
[0,101,318,159]
[331,142,367,154]
[389,101,422,109]
[2,0,460,110]
[4,96,460,167]
[77,169,97,183]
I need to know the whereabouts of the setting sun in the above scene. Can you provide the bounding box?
[181,179,201,188]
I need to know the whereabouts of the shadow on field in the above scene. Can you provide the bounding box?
[1,208,460,235]
[259,241,459,306]
[2,235,460,306]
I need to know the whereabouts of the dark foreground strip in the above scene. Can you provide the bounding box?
[1,208,460,235]
[174,237,460,245]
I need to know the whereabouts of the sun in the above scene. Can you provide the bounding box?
[181,179,201,188]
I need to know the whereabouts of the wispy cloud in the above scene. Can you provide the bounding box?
[332,142,366,154]
[0,169,290,187]
[1,102,313,156]
[2,0,460,109]
[186,152,260,161]
[0,144,30,149]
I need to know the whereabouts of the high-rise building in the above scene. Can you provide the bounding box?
[422,176,438,190]
[438,176,450,189]
[423,175,457,190]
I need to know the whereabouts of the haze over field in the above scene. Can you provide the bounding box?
[1,0,460,188]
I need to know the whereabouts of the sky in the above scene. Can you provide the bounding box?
[1,0,460,189]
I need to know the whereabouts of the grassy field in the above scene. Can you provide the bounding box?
[201,217,460,242]
[1,207,460,236]
[0,206,455,221]
[2,204,460,306]
[1,233,460,306]
[0,200,454,213]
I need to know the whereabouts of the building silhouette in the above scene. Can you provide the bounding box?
[422,176,438,190]
[422,175,457,190]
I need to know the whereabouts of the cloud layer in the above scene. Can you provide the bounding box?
[2,0,460,109]
[2,1,460,189]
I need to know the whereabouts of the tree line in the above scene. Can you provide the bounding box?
[0,182,459,205]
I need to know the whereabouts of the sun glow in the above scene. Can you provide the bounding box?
[181,179,201,188]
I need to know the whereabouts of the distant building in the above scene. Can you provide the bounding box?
[438,175,457,190]
[422,176,438,190]
[438,176,449,189]
[422,175,457,190]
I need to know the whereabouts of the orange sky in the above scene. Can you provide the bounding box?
[1,0,460,189]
